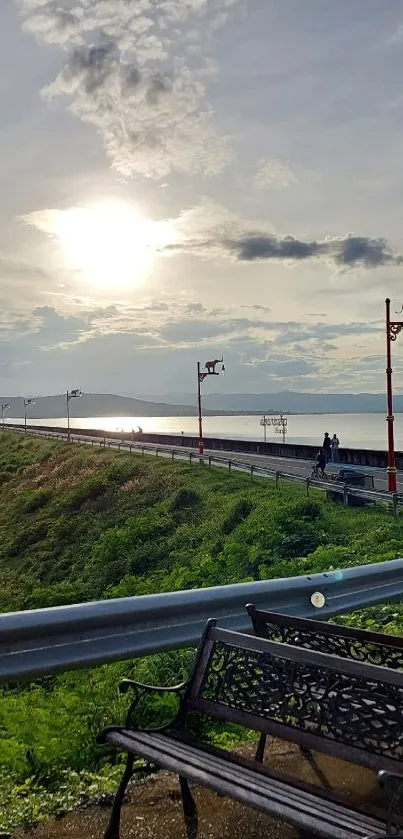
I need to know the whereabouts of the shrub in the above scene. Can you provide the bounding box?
[292,499,323,521]
[170,487,201,512]
[64,476,107,510]
[221,498,253,535]
[21,489,53,514]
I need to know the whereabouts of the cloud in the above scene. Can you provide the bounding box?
[227,232,402,267]
[254,158,297,191]
[16,0,240,178]
[388,24,403,46]
[186,302,205,314]
[32,305,89,349]
[159,200,403,270]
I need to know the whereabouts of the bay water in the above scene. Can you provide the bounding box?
[12,412,403,451]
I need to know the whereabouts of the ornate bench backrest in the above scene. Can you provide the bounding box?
[188,622,403,772]
[247,605,403,670]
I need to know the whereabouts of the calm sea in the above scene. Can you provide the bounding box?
[12,412,403,451]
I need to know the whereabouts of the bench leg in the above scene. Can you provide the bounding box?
[300,746,331,790]
[255,733,267,763]
[179,776,198,839]
[103,754,135,839]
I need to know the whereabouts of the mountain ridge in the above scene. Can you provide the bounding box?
[0,390,399,417]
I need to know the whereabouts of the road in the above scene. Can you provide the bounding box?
[13,424,397,494]
[201,448,393,492]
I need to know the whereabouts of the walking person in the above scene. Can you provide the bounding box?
[331,433,340,462]
[323,432,331,462]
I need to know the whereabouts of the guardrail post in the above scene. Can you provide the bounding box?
[250,464,254,480]
[343,485,349,506]
[189,451,193,465]
[306,478,310,496]
[155,448,159,457]
[275,471,280,489]
[103,437,106,448]
[209,456,212,468]
[228,460,232,474]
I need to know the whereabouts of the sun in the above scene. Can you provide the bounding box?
[48,201,171,289]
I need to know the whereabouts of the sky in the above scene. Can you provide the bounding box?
[2,0,403,398]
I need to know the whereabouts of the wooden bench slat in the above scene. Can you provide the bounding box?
[140,731,382,827]
[106,729,384,838]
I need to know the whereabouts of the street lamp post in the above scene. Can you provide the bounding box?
[385,298,403,492]
[23,398,35,434]
[197,356,225,455]
[66,389,82,441]
[1,403,10,431]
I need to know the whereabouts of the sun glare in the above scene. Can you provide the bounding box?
[49,202,171,289]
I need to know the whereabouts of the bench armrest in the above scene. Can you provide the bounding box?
[119,678,187,695]
[378,770,403,834]
[117,677,188,732]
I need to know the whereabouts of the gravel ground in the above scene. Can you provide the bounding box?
[14,741,386,839]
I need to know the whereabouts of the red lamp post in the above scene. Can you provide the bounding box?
[385,298,403,492]
[197,356,225,455]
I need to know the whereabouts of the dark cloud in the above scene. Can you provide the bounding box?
[229,234,323,262]
[334,236,398,268]
[226,232,402,268]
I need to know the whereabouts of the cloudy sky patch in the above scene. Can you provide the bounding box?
[2,0,403,395]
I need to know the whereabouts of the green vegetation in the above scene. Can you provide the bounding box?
[1,431,403,831]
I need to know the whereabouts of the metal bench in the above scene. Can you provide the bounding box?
[98,621,403,839]
[246,606,403,669]
[246,605,403,770]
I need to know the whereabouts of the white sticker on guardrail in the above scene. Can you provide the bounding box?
[310,591,326,608]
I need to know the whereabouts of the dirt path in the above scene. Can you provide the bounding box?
[15,741,386,839]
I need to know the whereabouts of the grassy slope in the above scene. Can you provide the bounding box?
[1,432,403,830]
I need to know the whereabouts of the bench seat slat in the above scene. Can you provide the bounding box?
[106,729,384,839]
[157,731,380,823]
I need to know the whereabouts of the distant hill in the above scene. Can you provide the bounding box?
[141,391,399,414]
[2,390,401,418]
[0,393,204,419]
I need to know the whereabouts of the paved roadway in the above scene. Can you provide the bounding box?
[16,424,397,493]
[200,448,394,492]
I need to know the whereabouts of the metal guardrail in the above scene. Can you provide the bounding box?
[2,558,403,683]
[7,425,401,513]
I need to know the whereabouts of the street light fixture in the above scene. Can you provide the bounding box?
[66,388,82,441]
[197,356,225,455]
[385,298,403,493]
[23,398,35,434]
[1,403,10,431]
